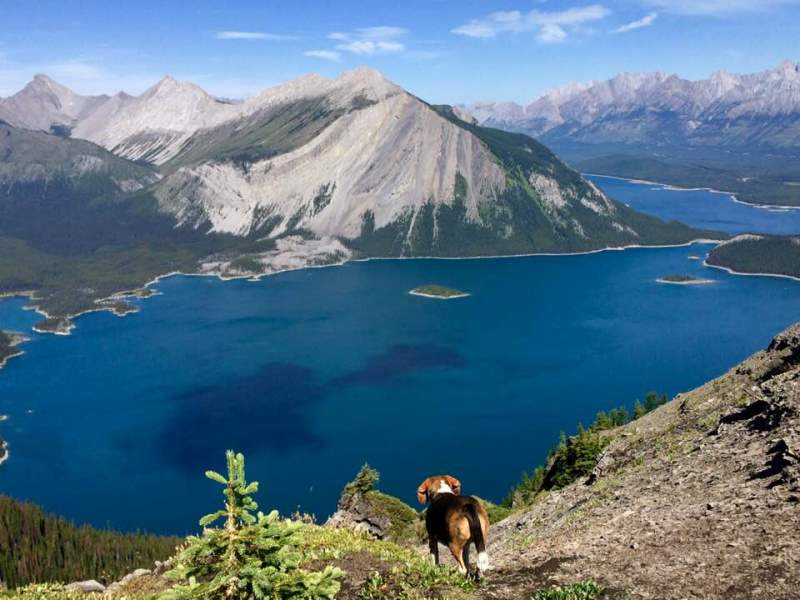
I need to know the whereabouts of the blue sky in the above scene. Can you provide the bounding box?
[1,0,798,103]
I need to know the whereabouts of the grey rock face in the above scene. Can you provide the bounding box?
[326,493,393,540]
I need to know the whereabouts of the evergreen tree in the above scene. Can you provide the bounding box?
[608,406,630,426]
[592,411,613,431]
[633,400,646,419]
[0,496,179,589]
[644,391,668,413]
[164,451,342,600]
[343,464,379,497]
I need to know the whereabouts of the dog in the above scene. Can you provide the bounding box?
[417,474,490,576]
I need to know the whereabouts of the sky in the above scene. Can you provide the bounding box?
[1,0,799,104]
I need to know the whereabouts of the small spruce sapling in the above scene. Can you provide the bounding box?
[164,450,343,600]
[343,463,379,497]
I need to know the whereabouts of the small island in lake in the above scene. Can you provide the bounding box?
[657,274,715,285]
[408,284,470,299]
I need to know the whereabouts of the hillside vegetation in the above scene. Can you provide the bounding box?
[576,154,800,207]
[707,235,800,279]
[0,496,180,589]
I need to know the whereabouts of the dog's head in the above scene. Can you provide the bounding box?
[416,475,462,504]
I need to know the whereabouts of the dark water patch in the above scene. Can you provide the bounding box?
[331,343,466,388]
[158,362,324,473]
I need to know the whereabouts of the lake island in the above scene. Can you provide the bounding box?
[408,284,470,299]
[657,274,715,285]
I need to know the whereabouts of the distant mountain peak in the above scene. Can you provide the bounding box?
[776,59,800,77]
[145,75,210,98]
[467,60,800,150]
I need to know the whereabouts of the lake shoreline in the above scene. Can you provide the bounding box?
[7,234,800,348]
[408,290,471,300]
[585,173,800,212]
[2,239,726,339]
[0,331,29,370]
[704,260,800,283]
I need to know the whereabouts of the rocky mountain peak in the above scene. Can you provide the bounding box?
[776,59,800,77]
[144,75,212,101]
[468,59,800,148]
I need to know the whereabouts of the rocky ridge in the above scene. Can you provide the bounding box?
[467,60,800,152]
[481,323,800,599]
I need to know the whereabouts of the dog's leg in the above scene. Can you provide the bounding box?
[448,542,467,575]
[429,535,439,565]
[463,542,470,574]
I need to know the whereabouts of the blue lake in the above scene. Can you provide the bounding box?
[1,178,800,535]
[586,174,800,235]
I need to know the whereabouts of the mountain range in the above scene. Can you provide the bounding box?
[466,60,800,153]
[0,69,703,328]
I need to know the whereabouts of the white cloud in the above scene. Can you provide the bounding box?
[644,0,800,15]
[307,27,409,61]
[538,24,567,43]
[614,12,658,33]
[329,26,408,55]
[355,26,408,41]
[337,40,405,55]
[452,4,610,43]
[215,31,296,41]
[304,50,342,61]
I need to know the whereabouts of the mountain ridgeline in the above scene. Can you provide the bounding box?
[0,69,706,325]
[466,61,800,206]
[468,61,800,155]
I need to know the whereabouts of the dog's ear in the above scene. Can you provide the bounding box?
[416,478,431,504]
[444,475,461,495]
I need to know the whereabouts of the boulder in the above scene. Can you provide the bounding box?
[65,580,105,593]
[326,490,419,543]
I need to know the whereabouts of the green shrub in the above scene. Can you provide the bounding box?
[476,498,513,524]
[362,491,419,543]
[532,580,604,600]
[164,451,343,600]
[543,427,610,490]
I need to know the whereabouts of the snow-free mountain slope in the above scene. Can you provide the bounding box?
[1,69,709,259]
[0,74,108,133]
[467,60,800,151]
[0,69,710,328]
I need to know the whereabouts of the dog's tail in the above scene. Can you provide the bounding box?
[464,501,489,572]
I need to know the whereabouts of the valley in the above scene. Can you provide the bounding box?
[1,55,800,600]
[0,72,711,334]
[468,61,800,207]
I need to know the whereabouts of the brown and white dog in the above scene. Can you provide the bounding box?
[417,475,490,576]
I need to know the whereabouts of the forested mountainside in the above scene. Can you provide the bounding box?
[707,235,800,279]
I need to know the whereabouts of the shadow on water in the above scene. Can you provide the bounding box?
[157,344,466,473]
[329,343,466,388]
[157,362,325,473]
